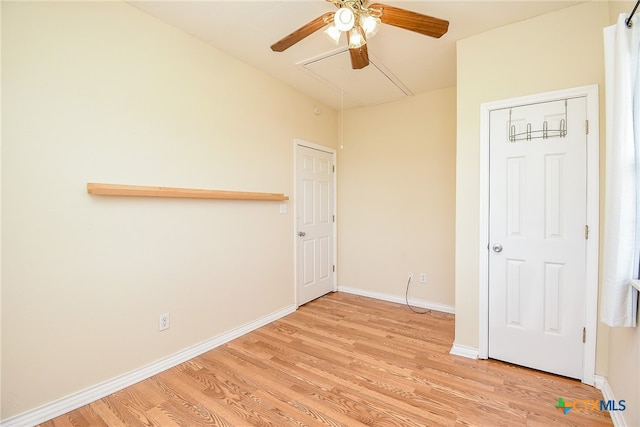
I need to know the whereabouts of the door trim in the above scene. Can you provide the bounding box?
[293,139,337,307]
[478,85,599,385]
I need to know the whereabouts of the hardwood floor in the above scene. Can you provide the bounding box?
[40,292,612,426]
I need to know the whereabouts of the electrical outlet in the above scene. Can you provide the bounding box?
[159,312,170,331]
[420,273,427,284]
[408,272,413,281]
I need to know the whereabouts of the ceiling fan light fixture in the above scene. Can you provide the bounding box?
[324,24,342,44]
[348,27,366,49]
[334,7,355,31]
[361,15,380,38]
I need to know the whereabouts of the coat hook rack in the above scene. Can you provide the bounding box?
[508,100,568,142]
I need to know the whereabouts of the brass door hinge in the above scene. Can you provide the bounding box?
[585,120,589,135]
[585,225,589,239]
[583,327,586,343]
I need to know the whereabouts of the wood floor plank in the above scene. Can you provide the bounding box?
[198,346,370,426]
[187,361,340,427]
[89,398,144,427]
[45,416,78,427]
[39,292,611,427]
[154,365,266,426]
[65,405,109,427]
[144,406,185,427]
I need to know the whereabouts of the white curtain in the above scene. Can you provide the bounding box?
[601,13,640,327]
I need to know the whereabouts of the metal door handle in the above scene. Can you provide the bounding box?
[492,243,503,253]
[298,231,306,237]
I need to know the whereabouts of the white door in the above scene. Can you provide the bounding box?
[296,144,335,305]
[489,97,587,379]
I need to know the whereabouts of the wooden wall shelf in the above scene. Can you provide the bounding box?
[87,183,289,201]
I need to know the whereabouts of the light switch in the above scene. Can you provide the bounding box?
[279,203,288,214]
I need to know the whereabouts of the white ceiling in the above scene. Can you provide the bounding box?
[129,1,583,110]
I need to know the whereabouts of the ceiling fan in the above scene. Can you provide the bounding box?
[270,0,449,70]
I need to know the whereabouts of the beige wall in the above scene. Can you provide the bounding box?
[337,87,456,308]
[1,1,337,419]
[456,1,638,424]
[609,0,637,22]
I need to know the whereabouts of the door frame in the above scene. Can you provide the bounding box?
[478,85,599,385]
[293,139,337,307]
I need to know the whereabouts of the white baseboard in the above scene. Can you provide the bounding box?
[594,374,606,391]
[0,305,296,427]
[449,343,479,359]
[337,285,455,314]
[595,375,628,427]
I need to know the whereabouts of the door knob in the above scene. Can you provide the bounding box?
[298,231,306,237]
[492,243,503,253]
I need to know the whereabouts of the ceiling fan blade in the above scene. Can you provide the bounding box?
[270,12,334,52]
[369,3,449,38]
[346,29,369,69]
[349,44,369,69]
